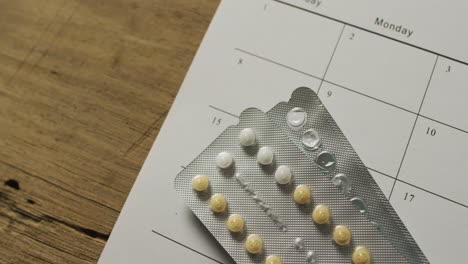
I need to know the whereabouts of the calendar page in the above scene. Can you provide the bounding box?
[99,1,468,263]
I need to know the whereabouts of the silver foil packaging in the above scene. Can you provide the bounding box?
[175,106,414,263]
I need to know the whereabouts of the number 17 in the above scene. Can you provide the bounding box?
[404,192,415,202]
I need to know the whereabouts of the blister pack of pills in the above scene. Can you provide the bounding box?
[175,107,416,264]
[266,87,428,263]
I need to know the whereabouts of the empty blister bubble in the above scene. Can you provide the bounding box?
[306,250,318,264]
[287,107,307,130]
[294,237,305,250]
[302,129,321,150]
[332,173,351,196]
[275,165,292,185]
[216,152,233,169]
[257,146,274,165]
[371,221,383,231]
[316,151,336,171]
[240,128,256,147]
[350,197,368,214]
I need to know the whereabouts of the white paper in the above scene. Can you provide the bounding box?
[98,1,468,263]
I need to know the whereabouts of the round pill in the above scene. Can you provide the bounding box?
[312,204,330,225]
[257,147,274,165]
[274,165,292,185]
[216,152,233,169]
[209,194,227,213]
[294,184,311,205]
[192,175,209,192]
[352,247,371,264]
[245,234,263,254]
[226,214,244,233]
[265,255,282,264]
[333,225,352,246]
[239,128,256,147]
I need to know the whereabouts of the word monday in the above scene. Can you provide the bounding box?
[375,17,414,38]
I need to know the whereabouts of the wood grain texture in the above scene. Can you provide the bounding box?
[0,0,219,263]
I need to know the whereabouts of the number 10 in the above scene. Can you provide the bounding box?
[426,127,436,136]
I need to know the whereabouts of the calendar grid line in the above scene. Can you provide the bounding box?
[151,230,225,264]
[235,48,420,115]
[317,24,346,94]
[207,99,468,210]
[208,105,240,118]
[366,167,395,180]
[235,48,468,136]
[396,179,468,209]
[419,114,468,135]
[388,56,439,199]
[417,56,440,113]
[323,80,417,115]
[234,48,321,80]
[273,0,467,66]
[228,49,468,211]
[366,166,468,208]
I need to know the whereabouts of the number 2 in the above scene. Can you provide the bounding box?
[446,66,451,72]
[349,33,355,40]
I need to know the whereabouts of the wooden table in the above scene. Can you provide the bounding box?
[0,1,219,263]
